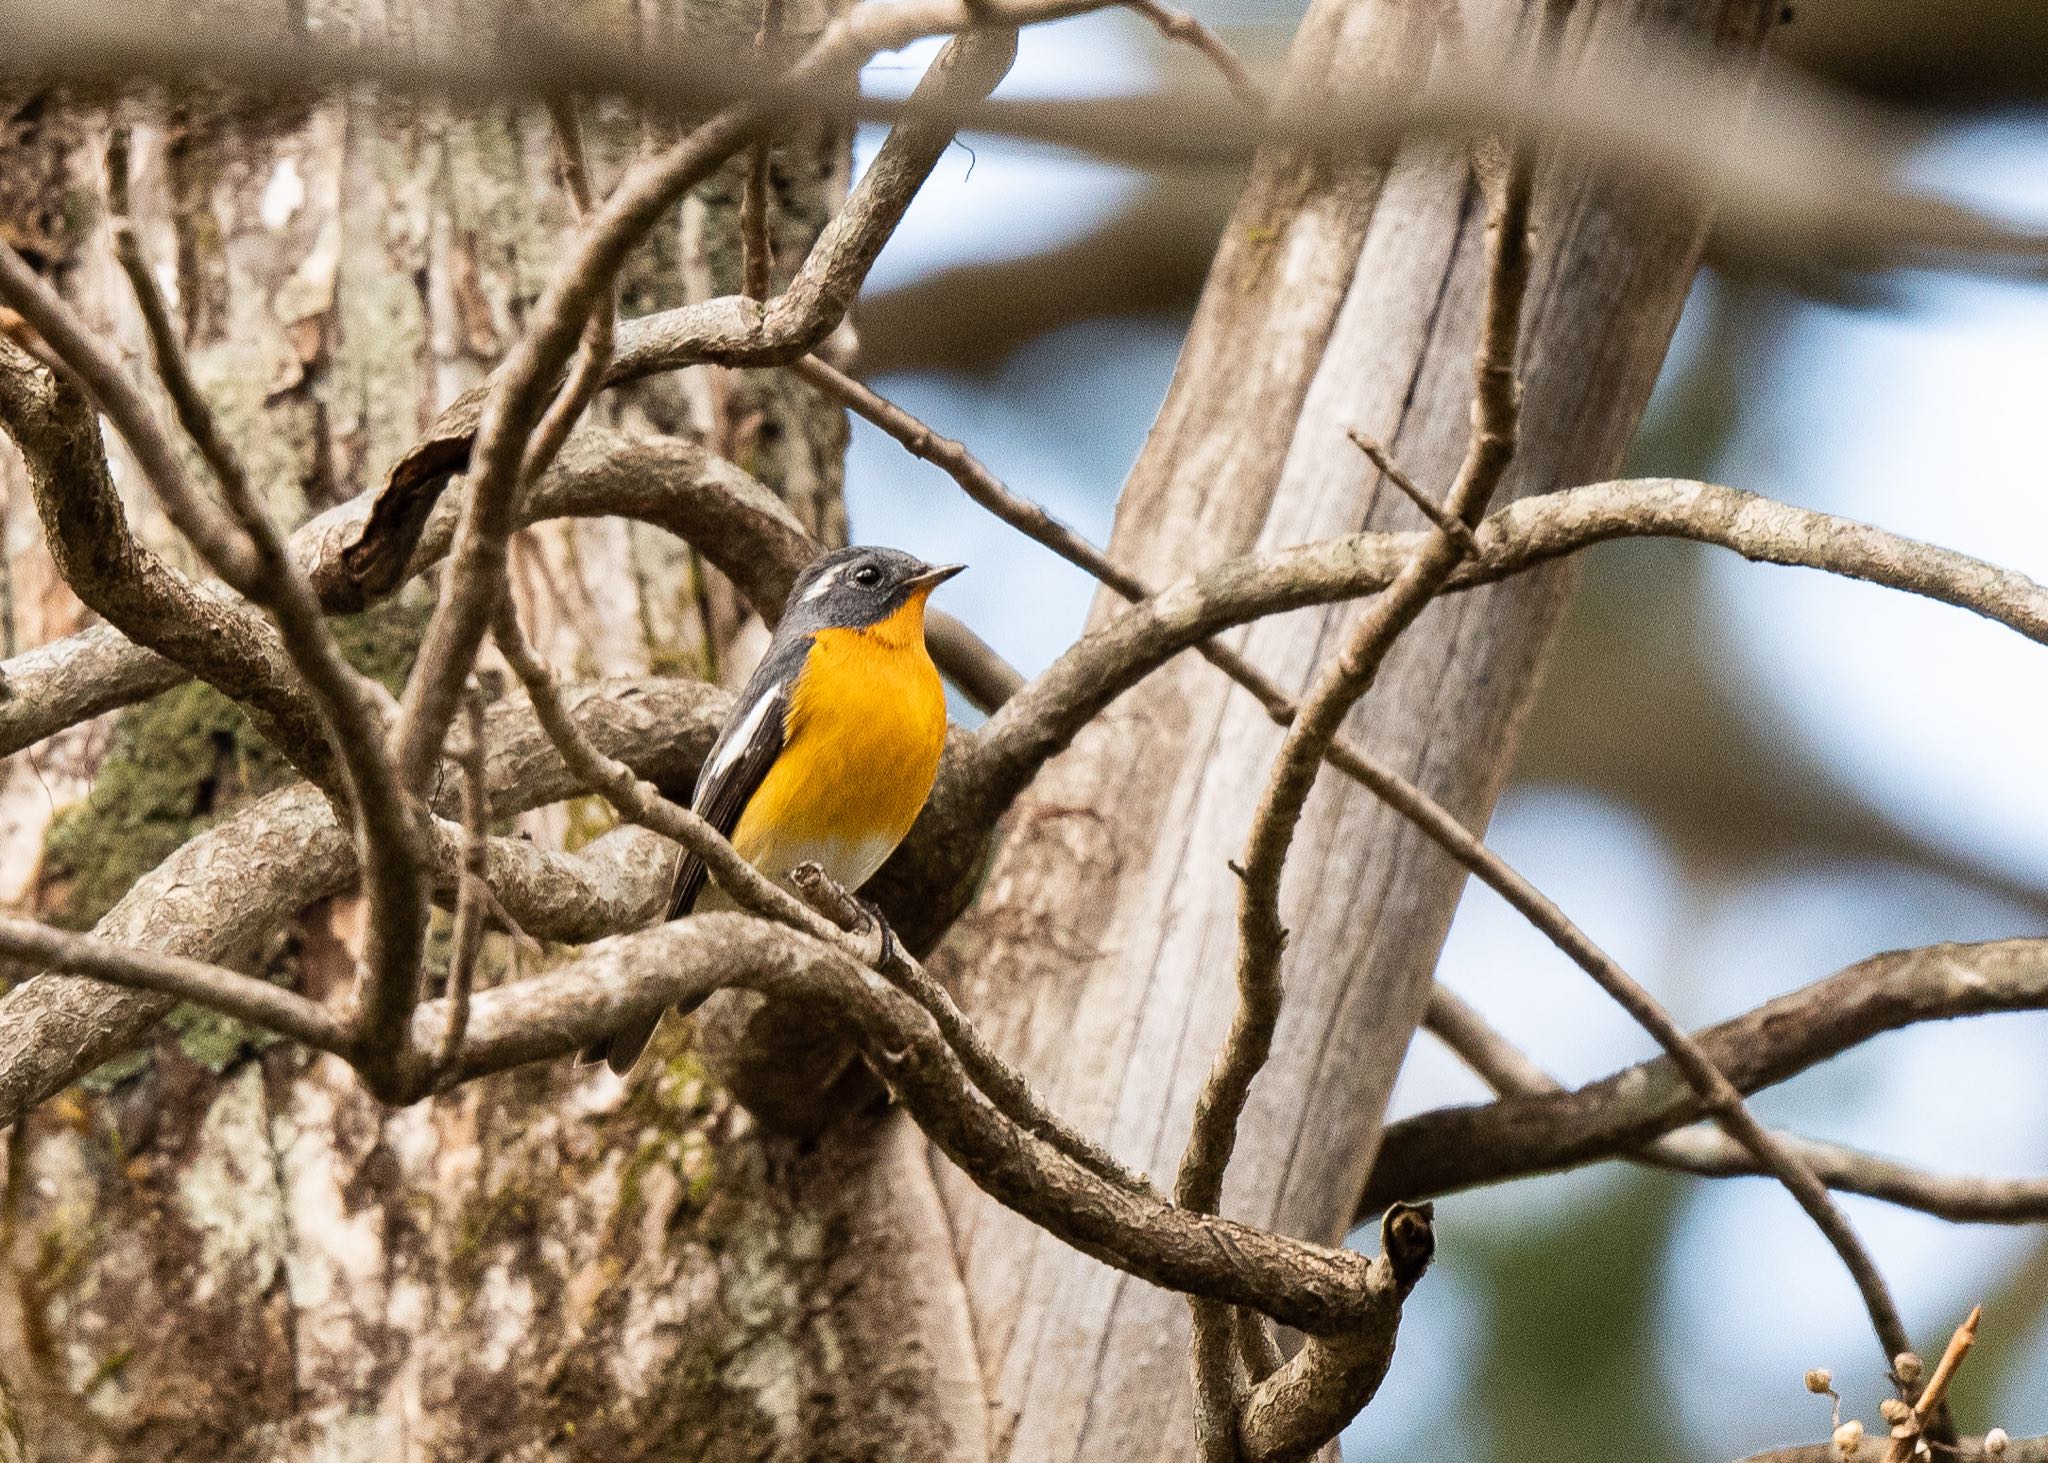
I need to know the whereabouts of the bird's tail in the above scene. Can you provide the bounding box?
[581,1012,660,1075]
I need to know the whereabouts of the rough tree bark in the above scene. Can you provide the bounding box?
[925,0,1776,1457]
[0,1,983,1459]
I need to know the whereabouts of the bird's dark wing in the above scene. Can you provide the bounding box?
[584,636,808,1074]
[665,634,808,920]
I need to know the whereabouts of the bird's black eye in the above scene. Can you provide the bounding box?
[852,564,883,588]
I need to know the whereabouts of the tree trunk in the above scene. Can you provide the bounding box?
[0,4,982,1459]
[928,0,1775,1457]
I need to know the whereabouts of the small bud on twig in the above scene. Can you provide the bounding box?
[1806,1368,1835,1394]
[1893,1352,1924,1386]
[1986,1428,2009,1457]
[1834,1419,1864,1458]
[1880,1398,1912,1425]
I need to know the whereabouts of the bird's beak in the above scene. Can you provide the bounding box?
[905,562,966,592]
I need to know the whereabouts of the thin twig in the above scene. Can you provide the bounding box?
[1387,729,1916,1366]
[0,916,349,1054]
[1884,1307,1981,1463]
[1347,426,1479,556]
[0,250,253,585]
[1422,985,2048,1223]
[388,6,1027,803]
[105,128,250,529]
[1175,124,1534,1461]
[434,687,491,1082]
[1123,0,1262,110]
[742,147,775,301]
[788,862,1151,1193]
[521,99,617,490]
[740,0,786,301]
[0,335,342,779]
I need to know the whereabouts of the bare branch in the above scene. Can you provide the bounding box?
[0,430,802,754]
[1646,1130,2048,1225]
[1884,1307,1979,1463]
[433,688,492,1081]
[741,0,786,301]
[15,886,1413,1344]
[520,97,616,500]
[1382,738,1922,1362]
[0,239,256,583]
[422,910,1418,1338]
[960,479,2048,829]
[1123,0,1262,109]
[1366,939,2048,1213]
[0,675,725,1126]
[490,599,849,948]
[1424,984,2048,1223]
[1347,428,1479,556]
[1177,127,1532,1460]
[4,6,2044,278]
[103,127,251,541]
[0,916,349,1054]
[1236,1204,1435,1463]
[789,861,1151,1194]
[0,337,340,780]
[89,126,438,1097]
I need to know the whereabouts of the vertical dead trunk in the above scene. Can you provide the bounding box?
[929,0,1775,1457]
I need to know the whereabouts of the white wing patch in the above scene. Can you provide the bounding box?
[699,686,780,800]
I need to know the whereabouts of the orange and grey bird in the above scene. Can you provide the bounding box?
[583,545,964,1074]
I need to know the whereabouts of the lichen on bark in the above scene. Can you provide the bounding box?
[34,595,430,1084]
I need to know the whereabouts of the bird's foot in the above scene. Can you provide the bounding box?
[856,896,900,968]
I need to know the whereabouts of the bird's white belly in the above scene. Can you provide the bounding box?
[697,830,901,911]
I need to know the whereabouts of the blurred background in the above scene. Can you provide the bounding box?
[846,9,2048,1458]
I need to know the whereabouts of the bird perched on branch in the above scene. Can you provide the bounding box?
[583,545,964,1074]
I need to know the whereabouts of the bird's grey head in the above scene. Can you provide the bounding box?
[783,546,964,632]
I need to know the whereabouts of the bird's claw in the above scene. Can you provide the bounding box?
[857,896,900,968]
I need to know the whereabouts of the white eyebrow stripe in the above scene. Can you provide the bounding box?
[802,563,845,602]
[699,686,780,798]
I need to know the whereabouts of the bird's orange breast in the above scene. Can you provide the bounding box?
[728,593,947,887]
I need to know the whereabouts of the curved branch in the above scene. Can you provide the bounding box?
[425,911,1412,1338]
[0,339,339,781]
[1361,938,2048,1215]
[959,479,2048,824]
[0,917,349,1054]
[0,430,804,755]
[0,250,437,1096]
[1424,983,2048,1223]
